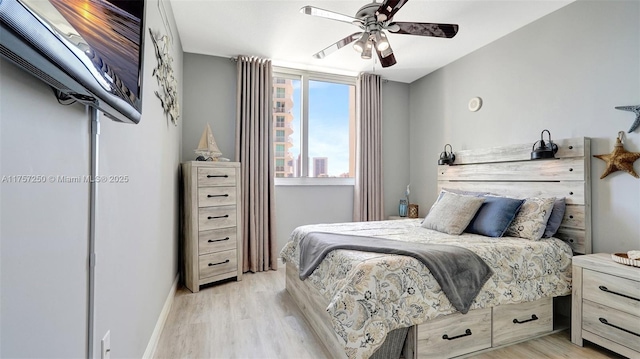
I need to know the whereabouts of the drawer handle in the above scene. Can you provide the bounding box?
[442,329,472,341]
[208,259,230,267]
[207,194,229,198]
[599,285,640,302]
[513,314,538,324]
[207,174,229,178]
[208,237,230,243]
[599,318,640,337]
[207,215,229,220]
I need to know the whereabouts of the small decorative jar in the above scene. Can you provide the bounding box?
[399,199,408,217]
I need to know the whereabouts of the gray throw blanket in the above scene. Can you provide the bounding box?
[298,232,494,314]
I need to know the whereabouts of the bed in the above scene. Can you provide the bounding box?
[281,137,592,359]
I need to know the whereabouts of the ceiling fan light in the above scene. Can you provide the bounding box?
[374,31,390,51]
[361,41,373,59]
[353,32,370,53]
[380,43,393,58]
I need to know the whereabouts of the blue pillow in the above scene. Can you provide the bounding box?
[543,197,566,238]
[466,196,525,237]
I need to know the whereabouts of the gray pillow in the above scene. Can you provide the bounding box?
[422,192,485,235]
[427,189,489,216]
[543,197,566,238]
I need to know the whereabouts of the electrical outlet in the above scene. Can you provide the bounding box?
[101,330,111,359]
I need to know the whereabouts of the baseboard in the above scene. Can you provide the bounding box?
[142,274,179,359]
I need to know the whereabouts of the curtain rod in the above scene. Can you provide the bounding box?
[231,56,389,82]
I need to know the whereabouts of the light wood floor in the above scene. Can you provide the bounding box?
[154,266,625,359]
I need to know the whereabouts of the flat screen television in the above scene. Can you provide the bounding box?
[0,0,146,124]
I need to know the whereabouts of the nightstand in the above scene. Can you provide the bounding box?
[571,253,639,357]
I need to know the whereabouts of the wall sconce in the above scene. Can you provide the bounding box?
[438,144,456,165]
[531,129,558,160]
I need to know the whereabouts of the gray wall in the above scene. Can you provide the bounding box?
[0,0,183,357]
[1,64,90,359]
[182,53,237,162]
[182,54,411,252]
[409,0,640,253]
[382,81,411,220]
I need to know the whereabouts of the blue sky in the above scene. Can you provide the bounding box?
[289,80,352,176]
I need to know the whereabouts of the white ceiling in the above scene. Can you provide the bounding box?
[169,0,574,83]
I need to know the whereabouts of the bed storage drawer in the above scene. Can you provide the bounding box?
[416,308,491,359]
[492,297,553,347]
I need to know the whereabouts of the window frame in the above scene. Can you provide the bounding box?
[273,67,356,186]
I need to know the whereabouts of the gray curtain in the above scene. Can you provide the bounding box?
[235,56,277,272]
[354,73,384,222]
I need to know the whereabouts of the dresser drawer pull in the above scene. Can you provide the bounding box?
[208,237,230,243]
[207,174,229,178]
[208,259,230,267]
[207,215,229,220]
[599,285,640,301]
[599,318,640,337]
[207,194,229,198]
[442,329,472,341]
[513,314,538,324]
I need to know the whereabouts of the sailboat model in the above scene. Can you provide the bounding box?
[194,123,222,160]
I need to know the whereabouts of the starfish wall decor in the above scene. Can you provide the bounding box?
[593,132,640,179]
[615,105,640,133]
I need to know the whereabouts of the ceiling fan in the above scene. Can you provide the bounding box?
[300,0,459,68]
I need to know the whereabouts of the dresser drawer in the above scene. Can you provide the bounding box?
[492,297,552,346]
[197,167,237,187]
[199,227,237,255]
[198,186,237,207]
[198,205,236,231]
[583,299,640,352]
[199,249,238,280]
[416,308,491,359]
[583,269,640,315]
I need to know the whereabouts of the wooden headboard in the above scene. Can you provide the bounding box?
[437,137,591,254]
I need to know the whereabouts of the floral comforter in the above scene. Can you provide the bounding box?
[280,219,573,359]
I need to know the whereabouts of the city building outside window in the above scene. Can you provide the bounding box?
[272,69,355,181]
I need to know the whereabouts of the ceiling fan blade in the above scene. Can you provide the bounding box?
[300,6,363,26]
[376,46,397,68]
[375,0,408,22]
[313,32,363,59]
[388,22,459,38]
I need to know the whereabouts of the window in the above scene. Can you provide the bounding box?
[272,69,356,182]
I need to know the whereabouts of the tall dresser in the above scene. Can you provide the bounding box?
[182,161,242,293]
